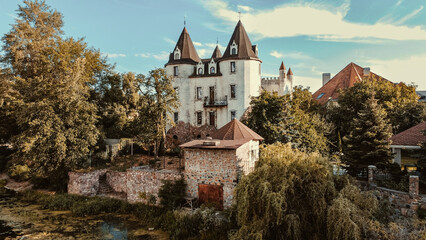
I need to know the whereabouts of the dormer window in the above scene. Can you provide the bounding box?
[210,67,215,74]
[230,40,238,55]
[197,61,204,75]
[174,47,181,60]
[208,58,216,74]
[198,68,203,75]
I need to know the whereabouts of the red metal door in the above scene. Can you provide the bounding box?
[198,184,223,210]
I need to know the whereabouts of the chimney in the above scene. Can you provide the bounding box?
[363,67,370,76]
[322,73,331,86]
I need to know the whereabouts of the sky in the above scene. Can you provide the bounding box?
[1,0,426,92]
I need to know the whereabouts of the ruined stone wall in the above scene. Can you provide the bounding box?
[106,171,127,193]
[183,148,238,208]
[126,167,182,204]
[68,169,107,196]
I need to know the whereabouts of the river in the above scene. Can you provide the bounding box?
[0,190,169,240]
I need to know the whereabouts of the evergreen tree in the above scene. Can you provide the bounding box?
[1,1,107,187]
[343,96,393,175]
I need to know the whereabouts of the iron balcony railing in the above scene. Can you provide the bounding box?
[204,95,228,107]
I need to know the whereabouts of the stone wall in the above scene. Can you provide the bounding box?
[166,122,216,149]
[106,171,127,193]
[68,169,107,196]
[126,167,182,204]
[183,148,238,208]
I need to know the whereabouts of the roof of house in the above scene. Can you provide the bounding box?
[211,45,222,59]
[279,61,286,70]
[417,91,426,102]
[390,121,426,146]
[166,27,200,65]
[221,20,259,60]
[287,68,293,76]
[180,119,263,149]
[312,62,389,105]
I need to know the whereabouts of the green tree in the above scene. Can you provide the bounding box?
[1,1,107,187]
[342,96,393,175]
[231,143,380,240]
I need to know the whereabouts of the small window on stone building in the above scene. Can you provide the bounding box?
[230,62,236,73]
[231,110,236,120]
[174,66,178,76]
[209,111,215,126]
[198,67,203,75]
[197,111,203,125]
[230,84,236,99]
[174,112,179,123]
[175,53,180,60]
[231,48,236,55]
[196,87,202,100]
[210,67,215,74]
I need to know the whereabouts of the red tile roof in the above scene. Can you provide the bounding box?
[390,121,426,147]
[180,119,263,149]
[312,62,389,105]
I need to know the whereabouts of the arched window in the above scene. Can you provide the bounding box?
[174,53,180,60]
[231,48,236,55]
[210,67,215,74]
[198,68,203,74]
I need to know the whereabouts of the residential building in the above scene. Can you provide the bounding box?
[165,21,293,129]
[390,121,426,167]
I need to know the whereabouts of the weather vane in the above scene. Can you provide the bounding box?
[184,16,186,27]
[238,11,241,20]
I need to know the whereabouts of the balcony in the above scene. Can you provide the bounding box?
[203,96,228,107]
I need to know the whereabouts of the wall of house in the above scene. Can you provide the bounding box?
[126,167,182,204]
[183,148,239,208]
[106,171,127,193]
[236,140,259,175]
[68,169,107,196]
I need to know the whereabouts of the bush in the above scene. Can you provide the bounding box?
[158,178,186,210]
[8,164,31,181]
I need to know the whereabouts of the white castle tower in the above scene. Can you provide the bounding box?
[165,21,262,129]
[261,61,293,96]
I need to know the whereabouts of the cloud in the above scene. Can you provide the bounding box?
[363,54,426,89]
[202,0,426,41]
[193,41,203,46]
[270,51,283,58]
[135,53,151,58]
[197,49,209,58]
[270,51,313,60]
[205,43,226,50]
[394,6,424,25]
[103,53,126,58]
[237,5,252,12]
[164,37,176,45]
[152,51,170,61]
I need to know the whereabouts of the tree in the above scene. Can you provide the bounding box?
[140,68,178,157]
[231,143,380,240]
[1,1,107,187]
[244,88,330,154]
[342,96,393,175]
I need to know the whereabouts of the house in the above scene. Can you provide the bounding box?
[312,62,388,106]
[180,119,263,209]
[165,20,293,129]
[417,91,426,102]
[390,121,426,166]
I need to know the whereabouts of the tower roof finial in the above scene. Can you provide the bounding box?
[238,11,241,21]
[184,16,186,27]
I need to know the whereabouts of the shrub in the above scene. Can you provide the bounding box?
[8,164,31,181]
[158,178,186,210]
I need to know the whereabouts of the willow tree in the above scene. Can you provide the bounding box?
[231,143,336,240]
[1,1,107,187]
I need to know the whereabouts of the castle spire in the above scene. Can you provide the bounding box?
[279,61,286,70]
[167,27,201,64]
[222,21,259,60]
[211,45,222,59]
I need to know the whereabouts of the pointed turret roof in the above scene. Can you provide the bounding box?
[167,27,200,65]
[211,119,263,141]
[312,62,390,105]
[211,45,222,59]
[279,61,286,70]
[287,68,293,75]
[222,21,259,60]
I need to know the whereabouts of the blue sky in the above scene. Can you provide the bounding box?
[1,0,426,92]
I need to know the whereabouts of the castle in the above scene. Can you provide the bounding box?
[165,21,293,129]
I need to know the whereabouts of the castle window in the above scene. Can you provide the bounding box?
[230,84,236,99]
[231,110,236,120]
[230,62,236,73]
[174,112,179,123]
[210,67,215,74]
[231,48,236,55]
[230,40,238,55]
[197,111,203,125]
[175,53,180,60]
[196,87,202,100]
[198,67,203,75]
[174,66,178,76]
[174,47,181,60]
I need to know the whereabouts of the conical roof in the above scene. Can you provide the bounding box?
[167,27,200,64]
[279,61,286,70]
[222,21,258,60]
[211,119,264,141]
[211,45,222,59]
[287,68,293,75]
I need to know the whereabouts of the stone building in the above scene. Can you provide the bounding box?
[261,61,293,96]
[165,20,294,129]
[180,119,263,209]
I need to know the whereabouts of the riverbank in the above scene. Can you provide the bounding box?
[0,189,169,239]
